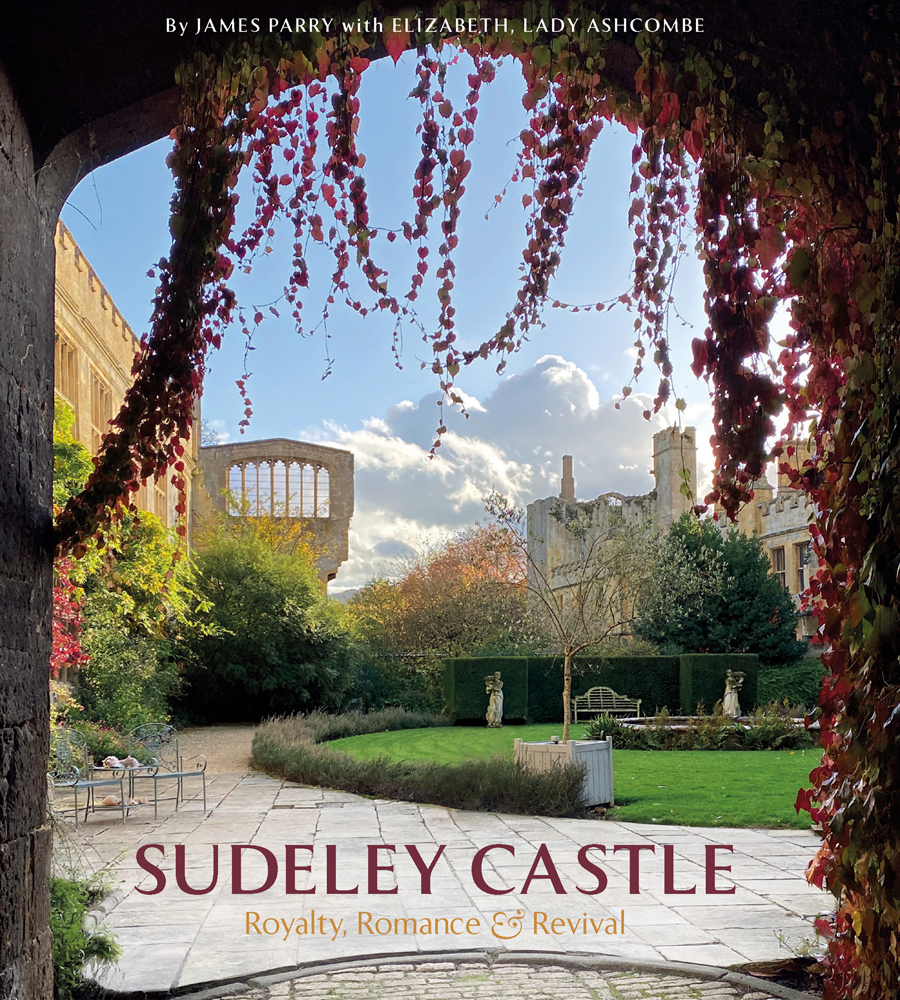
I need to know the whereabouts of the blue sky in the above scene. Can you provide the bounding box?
[62,50,715,588]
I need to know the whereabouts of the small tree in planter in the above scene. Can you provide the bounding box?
[486,493,654,742]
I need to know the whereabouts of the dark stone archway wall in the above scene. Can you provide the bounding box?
[0,11,230,998]
[0,59,55,1000]
[0,3,880,997]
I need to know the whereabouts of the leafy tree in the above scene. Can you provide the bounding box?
[52,400,92,509]
[636,513,807,666]
[348,524,543,680]
[51,403,201,729]
[182,525,363,721]
[215,488,322,560]
[487,493,654,742]
[71,511,203,729]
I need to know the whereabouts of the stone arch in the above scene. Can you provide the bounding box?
[1,12,867,997]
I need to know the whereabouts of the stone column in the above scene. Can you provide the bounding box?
[560,454,575,501]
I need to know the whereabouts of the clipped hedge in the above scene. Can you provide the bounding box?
[525,655,680,722]
[679,653,758,714]
[757,658,827,711]
[445,653,760,721]
[252,712,585,817]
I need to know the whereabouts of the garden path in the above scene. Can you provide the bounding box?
[62,730,826,999]
[178,723,257,773]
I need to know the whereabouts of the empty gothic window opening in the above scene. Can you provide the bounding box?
[227,463,244,512]
[257,461,273,516]
[272,461,287,514]
[288,461,304,516]
[226,458,330,518]
[316,466,330,517]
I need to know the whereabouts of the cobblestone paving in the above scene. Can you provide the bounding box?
[178,962,791,1000]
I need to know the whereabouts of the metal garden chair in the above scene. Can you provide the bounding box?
[128,723,207,817]
[48,728,128,826]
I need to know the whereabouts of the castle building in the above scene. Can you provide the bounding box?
[527,426,697,596]
[729,442,818,638]
[53,221,196,528]
[53,221,353,585]
[528,425,817,641]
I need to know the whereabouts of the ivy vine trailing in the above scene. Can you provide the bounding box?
[53,3,899,996]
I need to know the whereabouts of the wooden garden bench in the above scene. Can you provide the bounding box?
[572,686,642,722]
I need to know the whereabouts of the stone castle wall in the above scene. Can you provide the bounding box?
[53,221,199,533]
[527,427,697,594]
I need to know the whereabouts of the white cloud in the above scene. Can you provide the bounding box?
[202,418,231,444]
[302,355,712,588]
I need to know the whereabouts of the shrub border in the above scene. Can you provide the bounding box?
[251,709,586,817]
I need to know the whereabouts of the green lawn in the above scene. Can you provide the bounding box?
[328,724,819,829]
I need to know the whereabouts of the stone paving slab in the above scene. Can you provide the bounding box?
[63,773,829,996]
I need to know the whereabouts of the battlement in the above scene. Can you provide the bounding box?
[759,490,805,517]
[55,221,139,350]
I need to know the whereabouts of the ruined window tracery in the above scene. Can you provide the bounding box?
[227,460,330,517]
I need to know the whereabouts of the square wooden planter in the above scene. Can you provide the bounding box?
[513,737,614,807]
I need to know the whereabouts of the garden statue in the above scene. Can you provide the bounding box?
[723,669,744,718]
[485,671,504,728]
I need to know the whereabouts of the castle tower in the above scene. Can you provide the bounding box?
[652,426,697,528]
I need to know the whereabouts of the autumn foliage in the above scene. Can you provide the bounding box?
[50,560,89,681]
[348,524,532,664]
